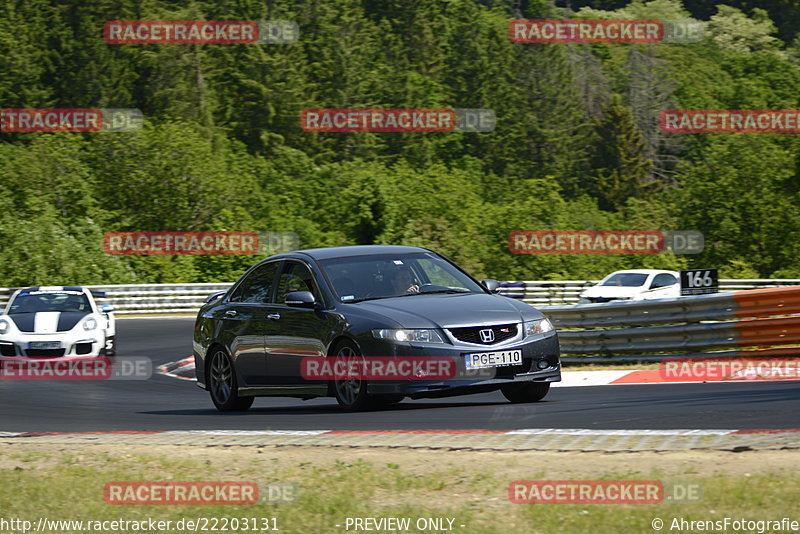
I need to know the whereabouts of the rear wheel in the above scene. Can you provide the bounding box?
[501,382,550,403]
[208,348,254,412]
[332,340,373,411]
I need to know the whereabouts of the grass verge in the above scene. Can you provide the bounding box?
[1,444,798,534]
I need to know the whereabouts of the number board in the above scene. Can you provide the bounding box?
[680,269,718,296]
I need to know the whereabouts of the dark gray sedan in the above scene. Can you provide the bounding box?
[193,245,560,411]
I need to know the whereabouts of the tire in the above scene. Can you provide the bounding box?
[501,382,551,403]
[208,348,254,412]
[331,340,373,411]
[103,335,116,357]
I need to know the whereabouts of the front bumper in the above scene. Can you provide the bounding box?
[360,331,561,398]
[0,332,104,358]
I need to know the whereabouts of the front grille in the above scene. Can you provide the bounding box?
[24,349,66,357]
[449,324,518,345]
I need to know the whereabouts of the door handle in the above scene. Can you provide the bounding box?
[267,313,281,321]
[225,310,238,318]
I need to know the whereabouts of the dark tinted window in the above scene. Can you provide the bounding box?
[230,262,279,303]
[650,273,677,289]
[9,291,91,313]
[601,273,648,287]
[274,262,319,304]
[320,252,482,301]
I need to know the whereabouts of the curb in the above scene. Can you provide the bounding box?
[2,428,799,452]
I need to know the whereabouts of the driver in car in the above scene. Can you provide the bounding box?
[392,266,420,294]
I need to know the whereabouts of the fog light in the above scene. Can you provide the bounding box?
[537,360,549,370]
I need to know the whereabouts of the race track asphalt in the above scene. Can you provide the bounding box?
[1,318,798,433]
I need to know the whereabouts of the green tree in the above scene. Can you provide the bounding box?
[587,95,654,211]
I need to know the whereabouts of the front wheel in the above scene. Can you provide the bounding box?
[208,348,254,412]
[501,382,551,403]
[332,340,373,411]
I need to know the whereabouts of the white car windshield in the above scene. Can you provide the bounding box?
[601,273,648,287]
[9,291,91,313]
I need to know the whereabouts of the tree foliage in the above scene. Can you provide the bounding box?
[1,0,799,285]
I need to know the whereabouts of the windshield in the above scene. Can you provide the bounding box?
[601,273,648,287]
[319,252,484,302]
[8,291,92,313]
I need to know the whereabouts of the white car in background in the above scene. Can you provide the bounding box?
[0,286,116,358]
[578,270,680,304]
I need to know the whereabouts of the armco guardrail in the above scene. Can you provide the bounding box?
[501,279,800,305]
[541,285,800,361]
[0,279,799,315]
[0,283,233,315]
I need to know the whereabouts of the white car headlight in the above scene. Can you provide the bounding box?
[0,319,8,335]
[82,317,98,331]
[372,328,445,344]
[523,318,554,337]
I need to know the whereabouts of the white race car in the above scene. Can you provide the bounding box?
[0,286,116,358]
[578,270,681,304]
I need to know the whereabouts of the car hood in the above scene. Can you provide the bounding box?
[6,312,89,333]
[353,293,535,329]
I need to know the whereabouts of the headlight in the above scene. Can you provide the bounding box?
[372,328,445,344]
[0,319,8,335]
[523,318,554,337]
[82,317,98,331]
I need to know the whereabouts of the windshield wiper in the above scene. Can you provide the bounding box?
[345,296,397,303]
[345,289,471,303]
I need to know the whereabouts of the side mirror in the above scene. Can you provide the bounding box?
[286,290,317,308]
[204,291,227,303]
[481,279,500,293]
[101,304,115,313]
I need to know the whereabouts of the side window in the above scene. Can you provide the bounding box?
[650,273,677,289]
[230,262,279,303]
[274,262,320,304]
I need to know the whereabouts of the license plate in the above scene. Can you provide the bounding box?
[465,350,522,369]
[28,341,62,350]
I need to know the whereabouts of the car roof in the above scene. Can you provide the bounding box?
[604,269,678,276]
[273,245,432,261]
